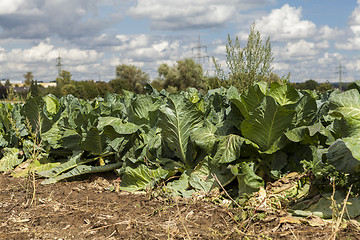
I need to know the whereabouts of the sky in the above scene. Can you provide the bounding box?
[0,0,360,84]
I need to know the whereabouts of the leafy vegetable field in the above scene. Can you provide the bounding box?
[1,81,360,220]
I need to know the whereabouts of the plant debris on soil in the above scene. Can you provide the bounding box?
[0,173,359,240]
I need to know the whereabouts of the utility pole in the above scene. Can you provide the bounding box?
[192,34,209,63]
[56,51,63,77]
[335,64,346,91]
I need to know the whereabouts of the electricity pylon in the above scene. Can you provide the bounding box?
[335,64,346,91]
[192,34,209,63]
[56,51,63,77]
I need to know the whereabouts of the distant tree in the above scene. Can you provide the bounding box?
[23,72,34,87]
[156,63,175,92]
[45,78,113,99]
[62,83,84,98]
[109,64,149,94]
[43,86,62,97]
[296,79,334,92]
[95,81,113,97]
[346,81,360,92]
[63,80,105,99]
[76,81,99,99]
[266,72,287,84]
[56,70,73,88]
[204,76,221,90]
[29,80,40,97]
[296,79,318,91]
[213,23,283,92]
[148,79,164,92]
[317,81,333,92]
[5,79,11,88]
[177,58,204,91]
[5,81,15,101]
[157,58,205,92]
[0,83,7,99]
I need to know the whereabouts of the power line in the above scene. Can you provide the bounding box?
[56,51,63,77]
[192,34,209,63]
[335,63,346,91]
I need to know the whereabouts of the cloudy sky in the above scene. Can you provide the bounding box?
[0,0,359,83]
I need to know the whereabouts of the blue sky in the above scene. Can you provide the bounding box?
[0,0,360,83]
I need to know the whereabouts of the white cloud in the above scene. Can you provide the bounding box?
[316,26,341,41]
[316,40,330,49]
[0,0,26,14]
[0,0,110,40]
[153,41,169,52]
[0,38,102,80]
[350,2,360,28]
[273,50,350,83]
[115,34,186,62]
[345,59,360,72]
[129,0,269,30]
[317,52,341,66]
[335,37,360,50]
[8,39,101,64]
[275,40,319,60]
[103,34,201,78]
[257,4,316,40]
[271,39,340,82]
[256,4,339,42]
[213,45,226,55]
[0,46,6,62]
[336,2,360,50]
[272,62,289,71]
[116,34,129,42]
[0,32,198,81]
[116,34,150,49]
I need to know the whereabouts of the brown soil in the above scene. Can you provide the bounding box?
[0,173,359,240]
